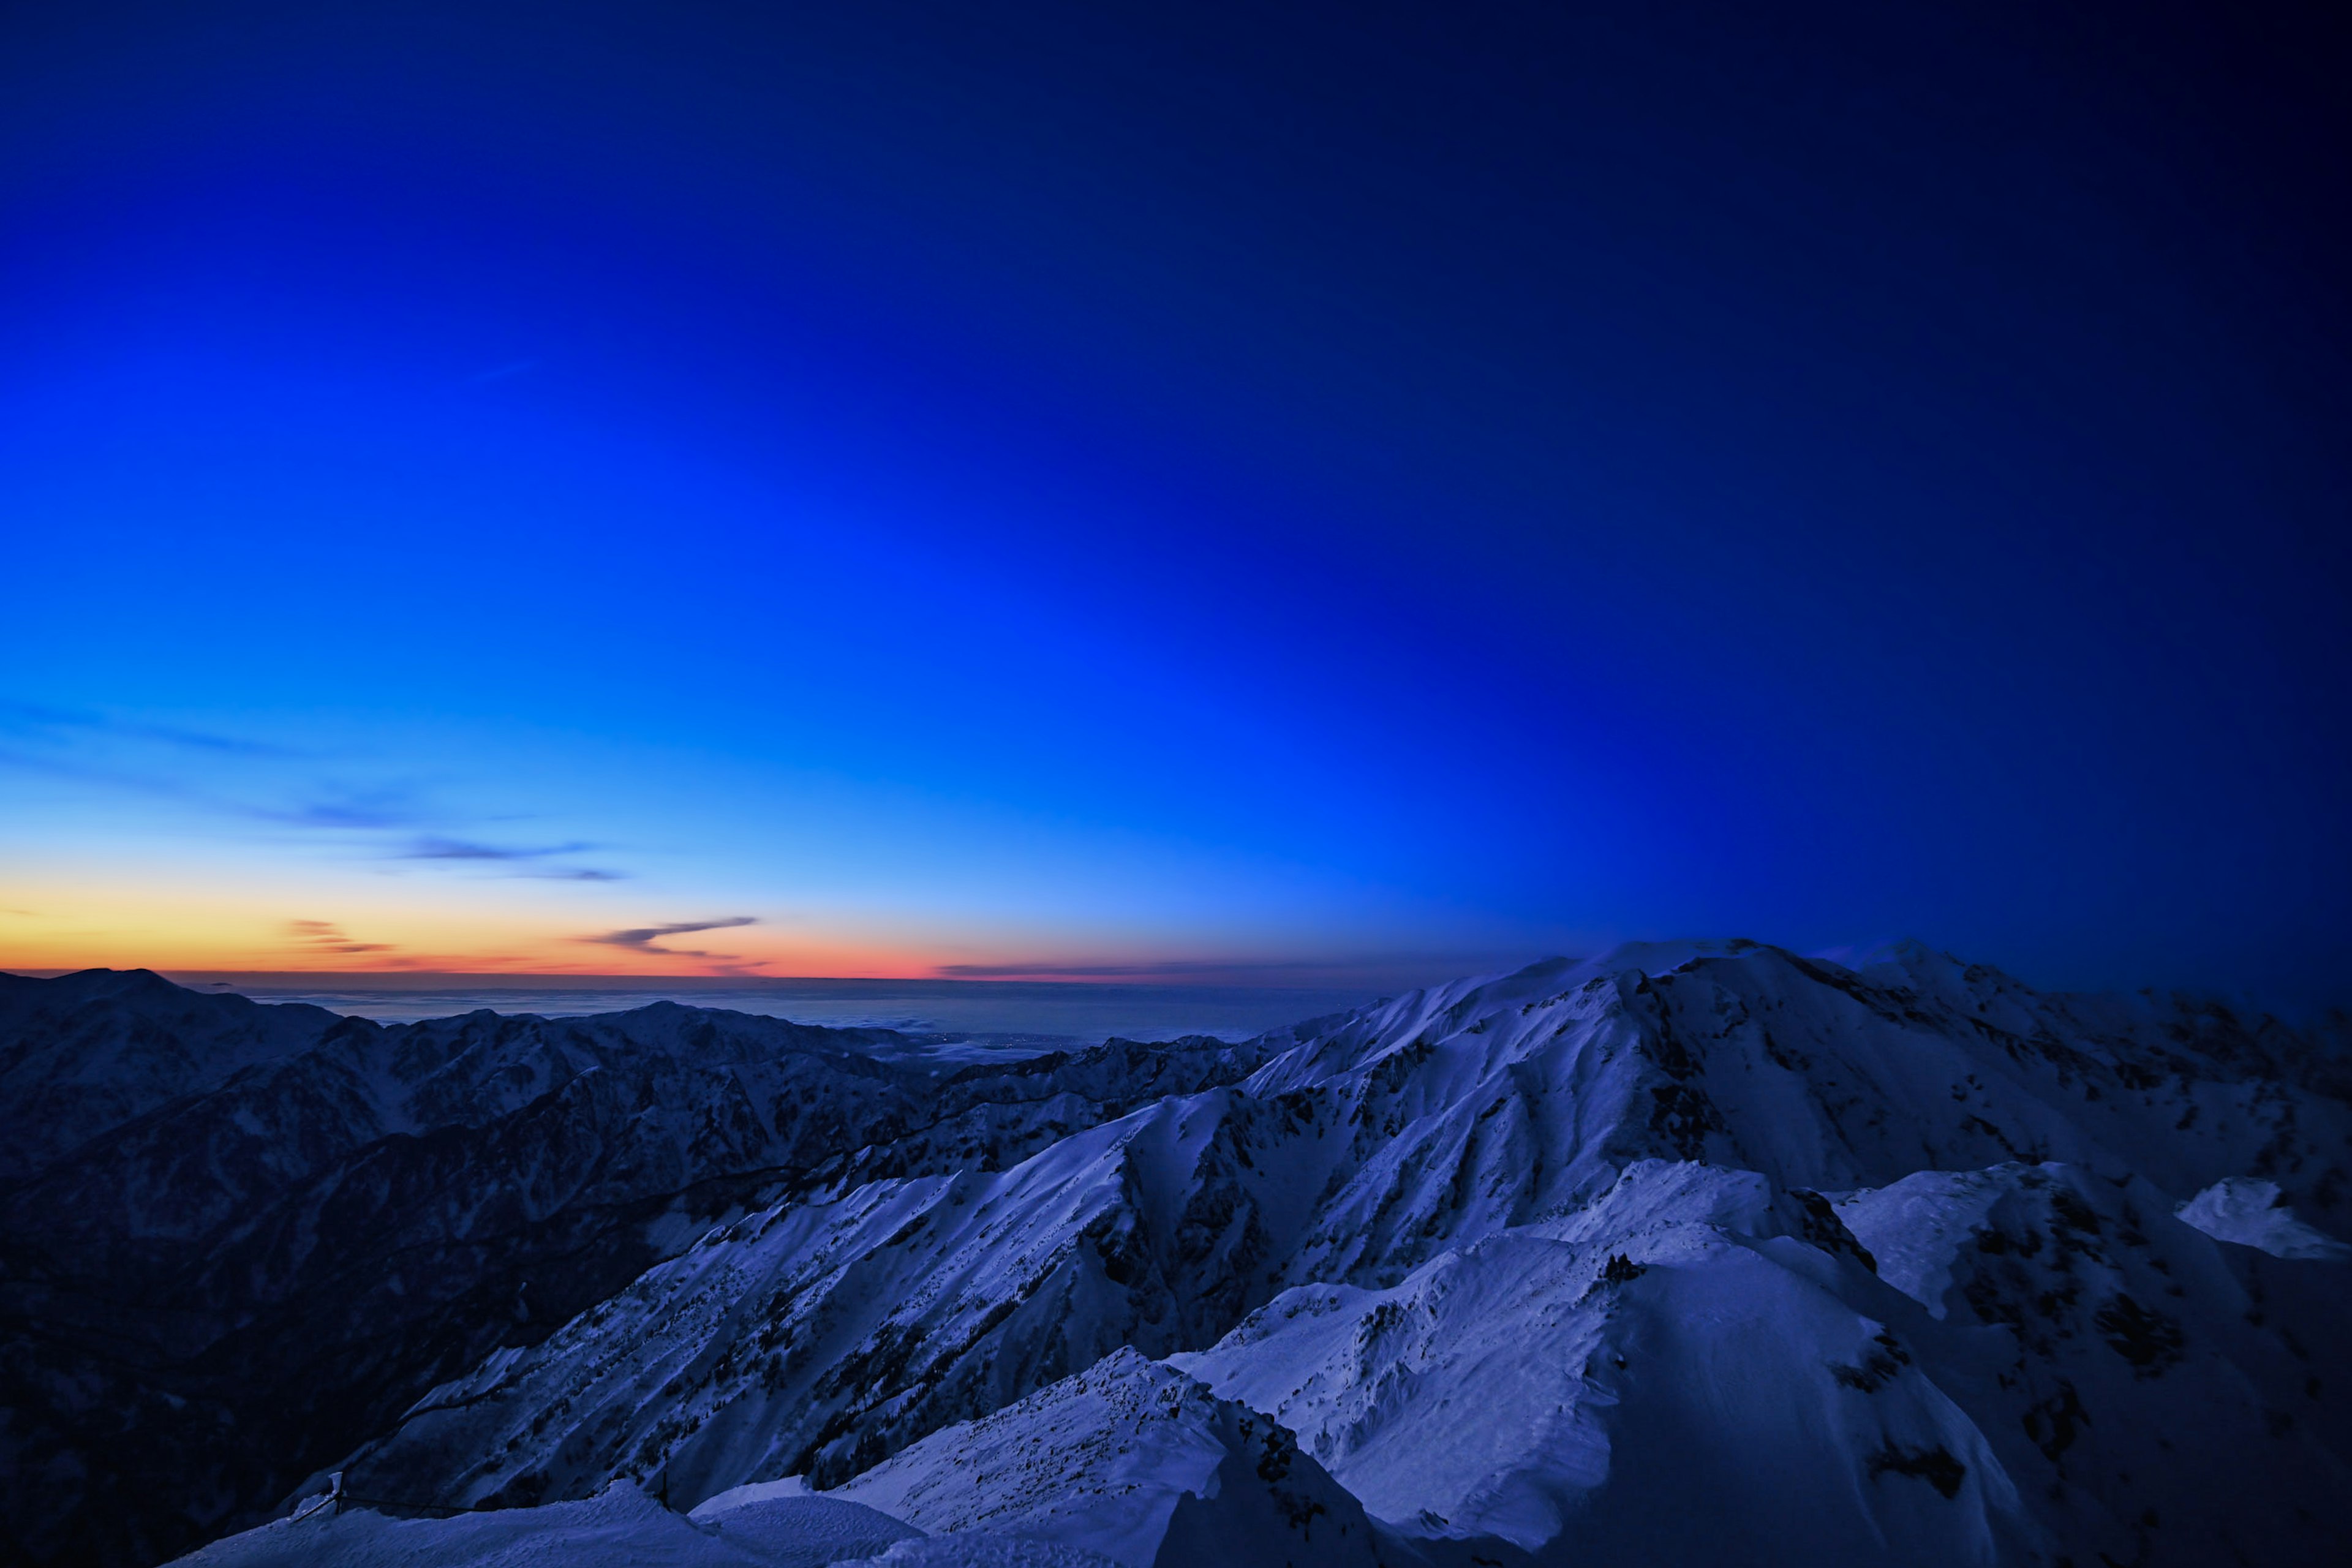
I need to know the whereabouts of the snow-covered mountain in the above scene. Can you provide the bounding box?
[0,970,1266,1568]
[6,942,2346,1567]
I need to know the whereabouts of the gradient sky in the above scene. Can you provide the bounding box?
[2,2,2347,1000]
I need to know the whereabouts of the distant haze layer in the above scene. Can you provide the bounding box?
[133,973,1392,1040]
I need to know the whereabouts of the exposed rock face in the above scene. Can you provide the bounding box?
[0,970,346,1183]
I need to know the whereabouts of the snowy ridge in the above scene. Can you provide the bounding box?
[0,978,1265,1568]
[13,940,2341,1567]
[342,1101,1276,1510]
[250,940,2352,1568]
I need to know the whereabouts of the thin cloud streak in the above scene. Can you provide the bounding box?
[263,794,427,831]
[399,836,593,861]
[0,744,428,831]
[286,919,395,956]
[2,714,630,879]
[0,699,303,758]
[582,917,758,948]
[578,916,762,965]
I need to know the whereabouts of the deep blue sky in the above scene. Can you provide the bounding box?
[2,2,2346,1003]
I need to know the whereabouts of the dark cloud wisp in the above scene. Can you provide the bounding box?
[0,699,300,758]
[401,836,592,861]
[579,917,760,963]
[286,919,394,956]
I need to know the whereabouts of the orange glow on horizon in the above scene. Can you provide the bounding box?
[0,930,954,981]
[0,883,967,981]
[0,880,1255,984]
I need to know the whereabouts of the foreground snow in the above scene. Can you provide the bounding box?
[832,1348,1386,1567]
[166,1483,1107,1567]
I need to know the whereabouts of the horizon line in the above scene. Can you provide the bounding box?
[1,965,1493,991]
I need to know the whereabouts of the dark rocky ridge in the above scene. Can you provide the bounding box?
[0,970,1269,1568]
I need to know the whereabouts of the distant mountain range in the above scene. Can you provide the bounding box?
[4,943,2346,1567]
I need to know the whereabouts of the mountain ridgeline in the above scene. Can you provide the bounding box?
[0,968,1264,1567]
[2,942,2347,1568]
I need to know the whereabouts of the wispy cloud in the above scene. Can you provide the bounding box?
[0,745,243,807]
[0,723,419,829]
[396,837,627,880]
[1,703,630,880]
[584,916,756,948]
[579,916,761,963]
[0,700,302,758]
[287,919,396,956]
[263,789,428,830]
[400,835,590,861]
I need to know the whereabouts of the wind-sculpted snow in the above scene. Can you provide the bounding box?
[1182,1152,2352,1565]
[0,972,1266,1568]
[1175,1159,2038,1566]
[2173,1175,2352,1260]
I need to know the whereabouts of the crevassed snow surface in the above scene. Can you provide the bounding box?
[107,940,2352,1567]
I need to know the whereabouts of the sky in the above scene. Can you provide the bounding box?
[1,1,2346,1003]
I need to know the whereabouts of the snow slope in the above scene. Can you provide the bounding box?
[166,1482,1112,1568]
[337,1099,1274,1511]
[1175,1158,2040,1566]
[2175,1175,2352,1260]
[833,1348,1386,1567]
[159,1483,934,1567]
[1834,1161,2352,1565]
